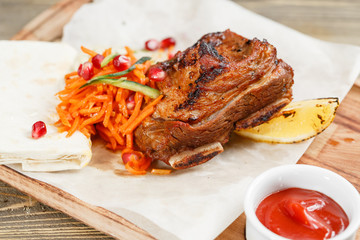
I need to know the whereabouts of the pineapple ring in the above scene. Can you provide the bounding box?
[235,98,339,143]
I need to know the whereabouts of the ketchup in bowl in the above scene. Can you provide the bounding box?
[256,188,349,240]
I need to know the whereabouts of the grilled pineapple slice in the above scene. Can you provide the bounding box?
[235,98,339,143]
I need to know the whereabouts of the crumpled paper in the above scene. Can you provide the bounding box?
[9,0,360,239]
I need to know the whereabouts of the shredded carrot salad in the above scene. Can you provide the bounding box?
[55,46,167,174]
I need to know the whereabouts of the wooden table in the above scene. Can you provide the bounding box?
[0,0,359,239]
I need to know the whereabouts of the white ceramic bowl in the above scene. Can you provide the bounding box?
[244,164,360,240]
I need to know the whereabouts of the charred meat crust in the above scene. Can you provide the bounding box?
[135,29,294,168]
[168,142,224,169]
[172,151,221,169]
[177,38,229,111]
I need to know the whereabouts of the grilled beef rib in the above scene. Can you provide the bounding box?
[134,30,294,169]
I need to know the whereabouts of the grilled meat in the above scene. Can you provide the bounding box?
[135,30,294,169]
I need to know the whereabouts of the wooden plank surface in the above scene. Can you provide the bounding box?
[10,0,91,41]
[0,165,154,240]
[0,0,359,239]
[0,0,59,40]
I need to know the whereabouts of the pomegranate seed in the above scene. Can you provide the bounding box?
[148,67,166,82]
[32,121,47,139]
[77,64,83,76]
[113,55,131,71]
[78,61,94,80]
[122,152,139,165]
[160,37,176,49]
[126,94,135,110]
[145,39,160,51]
[92,54,105,69]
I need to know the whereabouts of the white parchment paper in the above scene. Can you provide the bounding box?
[10,0,360,239]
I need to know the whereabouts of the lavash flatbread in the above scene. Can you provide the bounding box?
[0,41,92,171]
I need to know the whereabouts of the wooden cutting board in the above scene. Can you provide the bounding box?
[1,0,359,239]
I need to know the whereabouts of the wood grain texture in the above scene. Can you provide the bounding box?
[0,165,153,240]
[0,182,113,239]
[234,0,360,46]
[0,0,59,40]
[0,0,359,239]
[300,83,360,192]
[11,0,92,41]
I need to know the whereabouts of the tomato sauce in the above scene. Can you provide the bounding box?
[256,188,349,240]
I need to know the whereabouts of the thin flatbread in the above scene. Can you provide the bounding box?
[0,41,92,171]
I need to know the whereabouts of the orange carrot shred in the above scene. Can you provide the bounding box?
[65,71,78,79]
[67,116,80,137]
[81,46,98,57]
[125,163,147,175]
[108,121,125,145]
[103,98,113,127]
[57,125,69,133]
[79,101,108,129]
[142,95,163,112]
[56,106,71,127]
[115,88,122,102]
[126,133,133,149]
[56,46,164,175]
[79,107,101,115]
[151,169,172,175]
[79,128,90,138]
[119,94,143,133]
[125,46,136,63]
[124,106,154,135]
[102,48,112,57]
